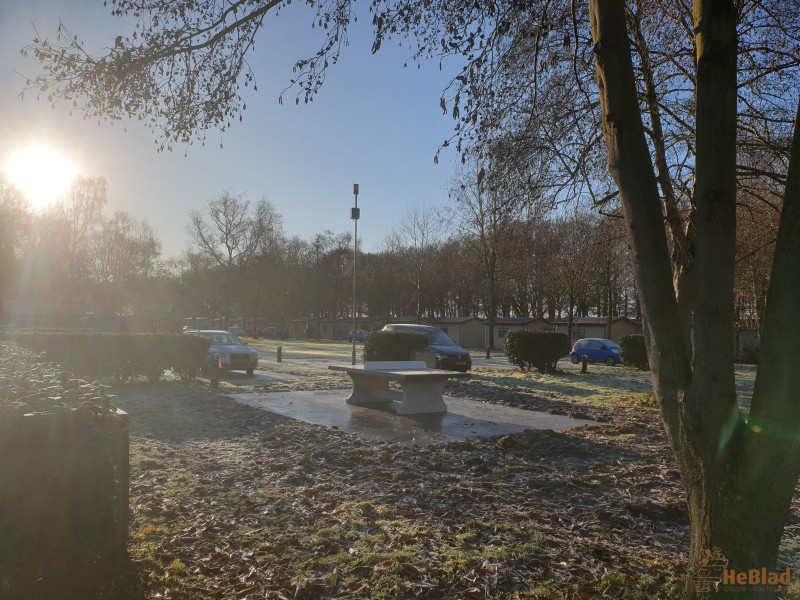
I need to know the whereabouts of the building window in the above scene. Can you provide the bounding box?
[573,328,585,341]
[498,327,509,338]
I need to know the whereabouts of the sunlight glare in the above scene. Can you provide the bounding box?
[5,146,78,208]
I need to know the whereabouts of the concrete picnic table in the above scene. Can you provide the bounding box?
[328,361,470,414]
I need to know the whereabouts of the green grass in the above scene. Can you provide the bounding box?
[243,337,757,409]
[248,337,357,361]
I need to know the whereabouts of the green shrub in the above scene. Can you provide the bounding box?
[167,334,212,382]
[504,330,571,372]
[0,343,127,594]
[619,334,650,370]
[0,343,110,415]
[362,330,428,362]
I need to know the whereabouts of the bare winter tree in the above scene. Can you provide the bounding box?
[89,211,161,314]
[0,174,30,312]
[386,205,445,319]
[447,162,525,348]
[589,3,800,597]
[188,191,276,326]
[549,213,597,340]
[53,176,107,276]
[47,176,107,313]
[241,201,284,332]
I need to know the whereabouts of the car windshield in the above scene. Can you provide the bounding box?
[426,329,456,345]
[200,332,241,345]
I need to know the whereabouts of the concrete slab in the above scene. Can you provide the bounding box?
[231,389,596,446]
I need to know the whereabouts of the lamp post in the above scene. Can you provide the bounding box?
[350,183,360,365]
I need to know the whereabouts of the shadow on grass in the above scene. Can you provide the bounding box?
[458,366,653,409]
[540,369,652,396]
[113,382,299,442]
[0,553,145,600]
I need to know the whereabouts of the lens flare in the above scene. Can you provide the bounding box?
[5,145,78,209]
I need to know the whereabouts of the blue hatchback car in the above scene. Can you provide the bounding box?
[569,338,621,366]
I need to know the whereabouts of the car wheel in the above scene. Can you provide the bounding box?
[246,369,254,376]
[570,354,580,364]
[605,356,616,366]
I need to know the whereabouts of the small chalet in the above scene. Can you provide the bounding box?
[420,317,485,348]
[552,316,642,342]
[482,317,552,349]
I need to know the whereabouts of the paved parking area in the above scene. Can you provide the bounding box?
[231,389,596,446]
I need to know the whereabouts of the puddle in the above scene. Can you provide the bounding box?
[231,389,596,446]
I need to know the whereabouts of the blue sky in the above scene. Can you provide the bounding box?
[0,0,465,258]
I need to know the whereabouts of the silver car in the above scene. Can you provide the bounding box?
[190,330,259,376]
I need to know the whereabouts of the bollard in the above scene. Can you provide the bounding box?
[486,347,491,359]
[277,346,282,362]
[581,355,588,374]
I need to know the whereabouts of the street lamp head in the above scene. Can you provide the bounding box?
[353,183,359,195]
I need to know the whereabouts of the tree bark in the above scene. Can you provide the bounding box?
[486,248,498,349]
[629,1,694,347]
[589,1,800,597]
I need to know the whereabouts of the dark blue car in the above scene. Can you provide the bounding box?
[569,338,621,366]
[381,324,472,371]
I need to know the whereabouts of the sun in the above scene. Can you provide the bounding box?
[5,146,78,209]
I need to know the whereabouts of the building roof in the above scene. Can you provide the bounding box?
[480,317,550,325]
[288,316,381,323]
[423,316,482,324]
[551,316,641,325]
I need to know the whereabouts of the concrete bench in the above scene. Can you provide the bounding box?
[328,361,470,414]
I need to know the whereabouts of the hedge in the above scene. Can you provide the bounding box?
[619,334,650,370]
[362,330,428,362]
[12,331,210,384]
[504,330,571,373]
[0,343,128,595]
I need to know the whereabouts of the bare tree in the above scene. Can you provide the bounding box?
[0,174,30,313]
[241,201,284,332]
[589,1,800,594]
[89,211,161,314]
[188,192,275,326]
[447,163,521,347]
[46,176,107,313]
[386,206,445,319]
[52,175,107,276]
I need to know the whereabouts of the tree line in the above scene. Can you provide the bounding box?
[0,166,773,340]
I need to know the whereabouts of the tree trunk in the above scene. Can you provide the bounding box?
[589,1,800,597]
[252,278,262,334]
[630,2,694,346]
[487,251,497,350]
[567,293,575,341]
